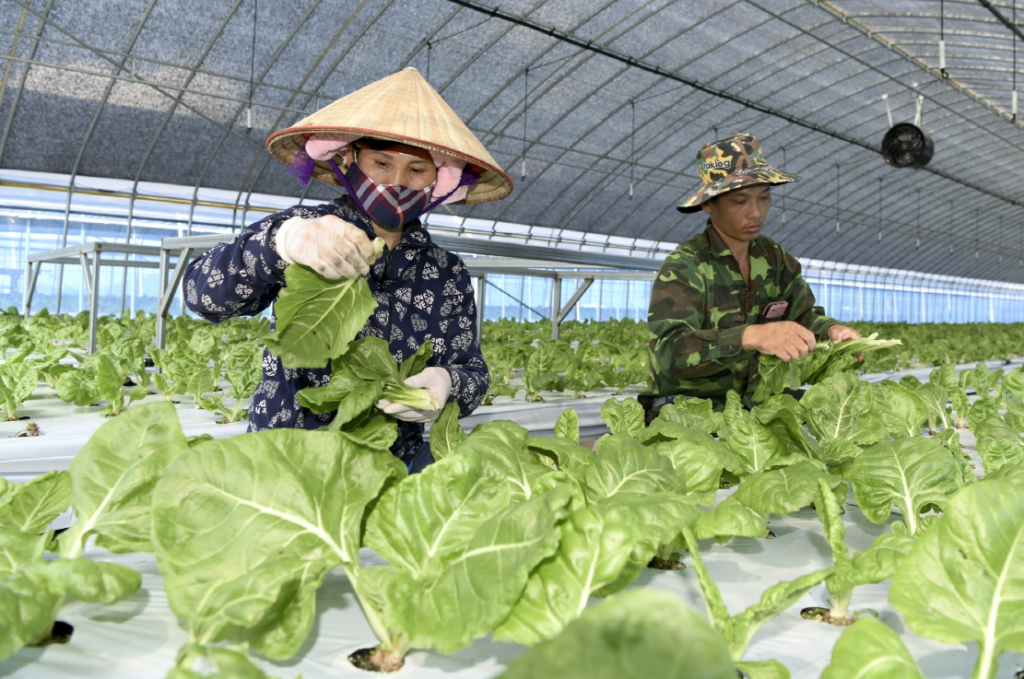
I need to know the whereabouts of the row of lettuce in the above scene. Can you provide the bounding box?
[3,301,1024,421]
[1,259,1023,678]
[1,370,1021,678]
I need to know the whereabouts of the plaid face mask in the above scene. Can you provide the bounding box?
[327,150,482,231]
[338,159,434,231]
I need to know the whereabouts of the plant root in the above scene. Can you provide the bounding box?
[27,620,74,647]
[800,607,852,626]
[647,556,686,570]
[760,530,777,540]
[16,422,40,437]
[348,646,405,673]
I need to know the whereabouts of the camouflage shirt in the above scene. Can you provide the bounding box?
[647,222,838,403]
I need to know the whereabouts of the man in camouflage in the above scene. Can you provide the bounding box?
[647,132,860,407]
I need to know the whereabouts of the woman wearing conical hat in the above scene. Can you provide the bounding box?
[182,68,512,472]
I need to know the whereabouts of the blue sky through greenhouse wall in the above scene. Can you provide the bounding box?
[3,169,1024,324]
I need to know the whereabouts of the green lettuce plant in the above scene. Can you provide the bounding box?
[847,437,961,537]
[59,401,190,559]
[265,238,385,368]
[0,467,142,662]
[803,478,914,626]
[197,346,262,424]
[523,346,564,402]
[554,408,580,442]
[681,526,832,675]
[752,333,902,403]
[890,479,1024,679]
[600,397,645,437]
[914,382,953,434]
[428,402,466,461]
[152,429,571,674]
[496,589,738,679]
[493,492,699,646]
[297,337,439,427]
[168,643,285,679]
[801,373,887,464]
[0,362,39,421]
[820,618,925,679]
[933,363,970,428]
[152,429,406,672]
[871,380,928,438]
[55,352,148,416]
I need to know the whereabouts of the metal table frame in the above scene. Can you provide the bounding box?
[153,233,664,347]
[24,242,163,354]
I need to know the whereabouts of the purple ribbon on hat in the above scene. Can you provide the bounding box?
[286,144,317,188]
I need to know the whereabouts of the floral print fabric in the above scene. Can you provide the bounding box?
[182,195,489,463]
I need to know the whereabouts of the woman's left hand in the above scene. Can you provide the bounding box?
[377,367,452,423]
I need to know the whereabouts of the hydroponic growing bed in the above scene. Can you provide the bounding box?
[4,488,1018,679]
[3,295,1024,679]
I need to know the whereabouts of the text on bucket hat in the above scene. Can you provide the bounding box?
[676,132,799,214]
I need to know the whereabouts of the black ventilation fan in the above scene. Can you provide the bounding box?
[881,122,934,169]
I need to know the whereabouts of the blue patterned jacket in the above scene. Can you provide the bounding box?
[181,195,489,463]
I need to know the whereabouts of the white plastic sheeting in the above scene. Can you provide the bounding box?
[2,492,1022,678]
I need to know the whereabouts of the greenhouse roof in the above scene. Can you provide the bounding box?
[1,0,1024,280]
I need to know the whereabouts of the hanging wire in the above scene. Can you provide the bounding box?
[247,0,257,131]
[521,67,528,179]
[976,207,981,259]
[629,100,635,199]
[877,177,883,241]
[939,0,948,78]
[915,188,921,248]
[1013,0,1018,122]
[835,164,840,233]
[422,16,500,83]
[999,216,1004,263]
[781,147,787,225]
[949,199,956,255]
[428,15,493,46]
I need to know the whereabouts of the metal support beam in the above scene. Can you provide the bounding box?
[473,274,486,345]
[156,246,194,349]
[22,261,40,316]
[446,0,1024,209]
[550,278,562,340]
[88,250,101,354]
[552,278,594,339]
[976,0,1024,43]
[432,234,663,271]
[79,252,93,298]
[483,278,549,321]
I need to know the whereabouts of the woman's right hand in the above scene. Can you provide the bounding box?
[274,214,378,279]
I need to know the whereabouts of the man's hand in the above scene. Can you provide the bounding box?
[828,324,862,343]
[377,367,453,423]
[275,214,378,279]
[828,324,863,360]
[742,321,816,363]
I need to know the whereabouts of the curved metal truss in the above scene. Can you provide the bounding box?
[1,0,1023,281]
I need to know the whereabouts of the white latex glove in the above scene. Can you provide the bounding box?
[377,367,453,423]
[275,214,377,279]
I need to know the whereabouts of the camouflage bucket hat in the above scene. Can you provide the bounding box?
[676,132,800,213]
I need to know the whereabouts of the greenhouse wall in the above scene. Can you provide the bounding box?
[3,169,1024,324]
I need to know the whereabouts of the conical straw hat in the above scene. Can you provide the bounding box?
[266,68,512,205]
